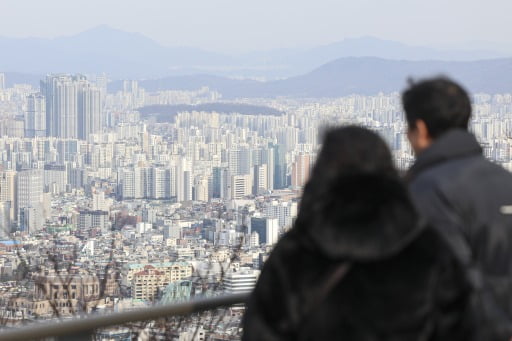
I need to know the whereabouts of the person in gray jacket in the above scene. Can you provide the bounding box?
[404,77,512,340]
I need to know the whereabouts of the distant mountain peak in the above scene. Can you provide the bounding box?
[0,27,509,79]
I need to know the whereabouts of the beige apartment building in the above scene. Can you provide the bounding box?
[123,261,193,301]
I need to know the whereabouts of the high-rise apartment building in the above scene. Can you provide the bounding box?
[42,74,79,139]
[176,160,193,202]
[212,166,229,199]
[41,74,101,140]
[92,190,112,211]
[228,148,251,176]
[117,168,135,199]
[262,148,275,190]
[231,174,252,199]
[0,202,11,237]
[264,200,298,229]
[117,167,173,200]
[0,73,5,90]
[193,176,209,202]
[123,80,138,95]
[291,153,311,188]
[253,164,268,195]
[94,73,108,111]
[17,169,44,232]
[0,170,17,226]
[77,83,101,140]
[272,144,287,189]
[25,94,46,137]
[5,119,24,138]
[152,168,171,199]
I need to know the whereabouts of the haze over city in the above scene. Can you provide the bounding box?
[1,0,512,53]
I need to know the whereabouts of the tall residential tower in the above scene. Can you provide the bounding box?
[41,74,101,140]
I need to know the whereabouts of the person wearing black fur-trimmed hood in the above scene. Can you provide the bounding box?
[242,126,472,341]
[404,77,512,341]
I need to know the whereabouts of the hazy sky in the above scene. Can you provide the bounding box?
[1,0,511,53]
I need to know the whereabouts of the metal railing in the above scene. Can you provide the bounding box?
[0,293,249,341]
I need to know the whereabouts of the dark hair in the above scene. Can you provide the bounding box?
[299,126,398,217]
[402,77,471,138]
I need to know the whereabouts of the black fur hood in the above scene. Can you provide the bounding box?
[296,173,425,261]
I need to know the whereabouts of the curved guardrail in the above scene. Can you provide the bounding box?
[0,293,249,341]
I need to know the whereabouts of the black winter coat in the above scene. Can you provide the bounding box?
[407,129,512,339]
[243,174,472,341]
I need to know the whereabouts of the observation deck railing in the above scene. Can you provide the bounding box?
[0,293,249,341]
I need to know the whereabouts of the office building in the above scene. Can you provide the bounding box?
[43,164,67,194]
[223,268,260,294]
[250,217,279,245]
[78,210,109,231]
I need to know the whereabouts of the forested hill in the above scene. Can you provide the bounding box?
[138,103,283,122]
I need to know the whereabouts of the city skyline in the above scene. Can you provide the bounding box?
[0,67,511,338]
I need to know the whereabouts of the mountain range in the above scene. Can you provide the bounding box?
[2,26,512,97]
[1,25,510,80]
[109,57,512,98]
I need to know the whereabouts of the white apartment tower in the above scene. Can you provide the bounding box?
[25,94,46,137]
[253,164,268,195]
[231,174,252,199]
[41,74,101,140]
[78,83,102,140]
[0,170,17,225]
[17,169,44,233]
[223,268,260,294]
[194,176,209,202]
[176,160,193,202]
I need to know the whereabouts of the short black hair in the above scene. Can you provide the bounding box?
[402,77,472,138]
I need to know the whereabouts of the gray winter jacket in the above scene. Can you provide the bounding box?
[407,129,512,340]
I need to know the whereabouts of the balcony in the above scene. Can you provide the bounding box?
[0,293,249,341]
